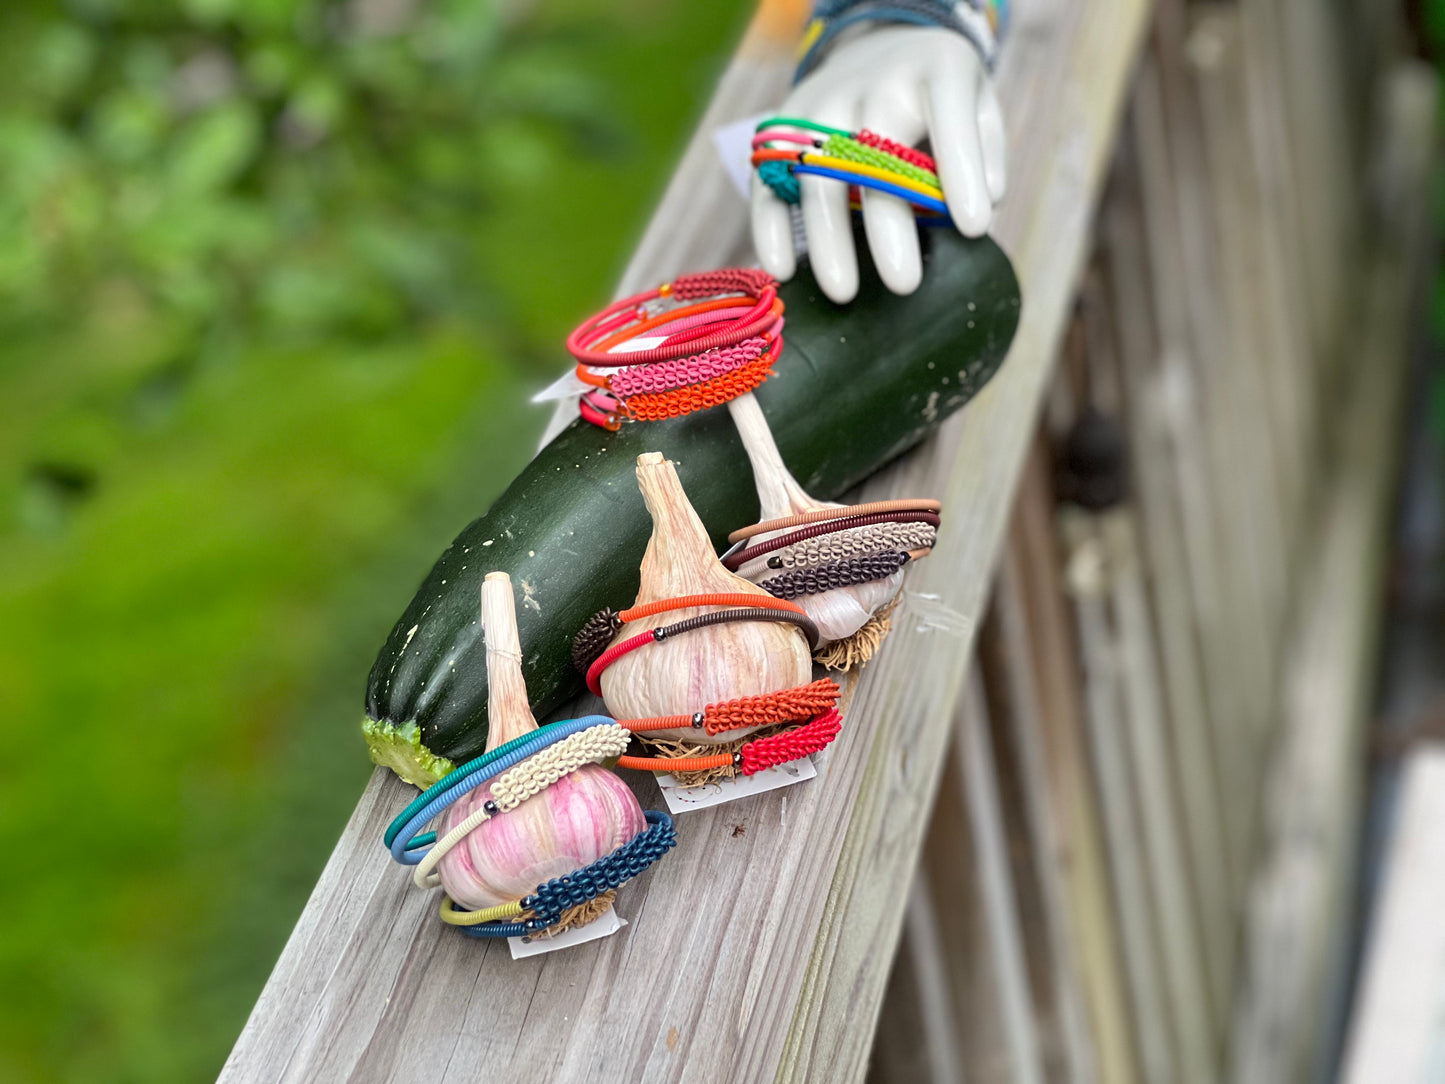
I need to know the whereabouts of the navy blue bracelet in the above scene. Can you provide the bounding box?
[453,810,679,939]
[796,0,1002,83]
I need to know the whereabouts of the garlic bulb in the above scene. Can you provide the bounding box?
[598,452,812,744]
[437,572,645,912]
[728,393,904,644]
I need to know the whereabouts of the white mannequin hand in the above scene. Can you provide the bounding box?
[751,26,1006,304]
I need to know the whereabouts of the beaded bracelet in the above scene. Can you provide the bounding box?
[439,810,678,938]
[584,607,820,697]
[757,550,914,600]
[572,592,810,673]
[749,520,939,572]
[721,509,942,571]
[567,269,786,429]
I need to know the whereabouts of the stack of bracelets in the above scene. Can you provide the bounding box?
[722,499,942,601]
[566,268,784,430]
[572,593,844,776]
[384,716,677,938]
[795,0,1008,83]
[752,117,954,224]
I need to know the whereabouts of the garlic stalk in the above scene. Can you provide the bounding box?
[727,392,904,644]
[437,572,645,912]
[598,452,813,743]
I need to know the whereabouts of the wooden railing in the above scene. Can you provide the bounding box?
[220,1,1432,1081]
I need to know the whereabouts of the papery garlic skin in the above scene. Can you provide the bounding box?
[438,765,645,910]
[600,453,813,743]
[437,571,646,911]
[728,393,905,643]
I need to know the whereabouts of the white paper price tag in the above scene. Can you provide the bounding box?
[656,755,817,814]
[508,906,625,959]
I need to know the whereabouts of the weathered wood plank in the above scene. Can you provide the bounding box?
[221,0,1152,1080]
[978,573,1096,1082]
[1227,62,1436,1084]
[1062,511,1180,1084]
[1008,443,1139,1084]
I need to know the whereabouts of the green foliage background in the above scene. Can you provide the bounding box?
[0,0,749,1079]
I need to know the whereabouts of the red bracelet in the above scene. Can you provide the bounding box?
[567,268,785,429]
[619,677,840,737]
[572,592,809,673]
[616,707,843,776]
[566,269,779,367]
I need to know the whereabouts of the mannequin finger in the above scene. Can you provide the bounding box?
[751,171,797,282]
[977,77,1008,203]
[860,87,924,295]
[799,98,860,303]
[925,70,991,237]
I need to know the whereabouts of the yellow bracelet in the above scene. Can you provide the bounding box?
[439,896,525,926]
[799,153,946,203]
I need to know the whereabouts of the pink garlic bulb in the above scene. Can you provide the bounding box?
[437,572,645,912]
[597,452,813,744]
[728,393,903,644]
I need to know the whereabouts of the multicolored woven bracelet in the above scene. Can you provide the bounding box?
[752,117,956,223]
[566,269,785,430]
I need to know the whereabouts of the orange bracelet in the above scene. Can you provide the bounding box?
[618,593,806,623]
[617,702,844,776]
[619,678,840,737]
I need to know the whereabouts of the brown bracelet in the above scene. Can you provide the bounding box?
[722,510,941,571]
[725,499,942,544]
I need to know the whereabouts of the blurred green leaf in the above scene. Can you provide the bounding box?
[166,101,261,191]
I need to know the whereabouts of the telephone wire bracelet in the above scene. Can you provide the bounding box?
[566,268,785,430]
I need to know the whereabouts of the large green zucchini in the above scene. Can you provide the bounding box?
[365,228,1021,785]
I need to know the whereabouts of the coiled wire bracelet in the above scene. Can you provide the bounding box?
[381,715,675,938]
[566,268,785,430]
